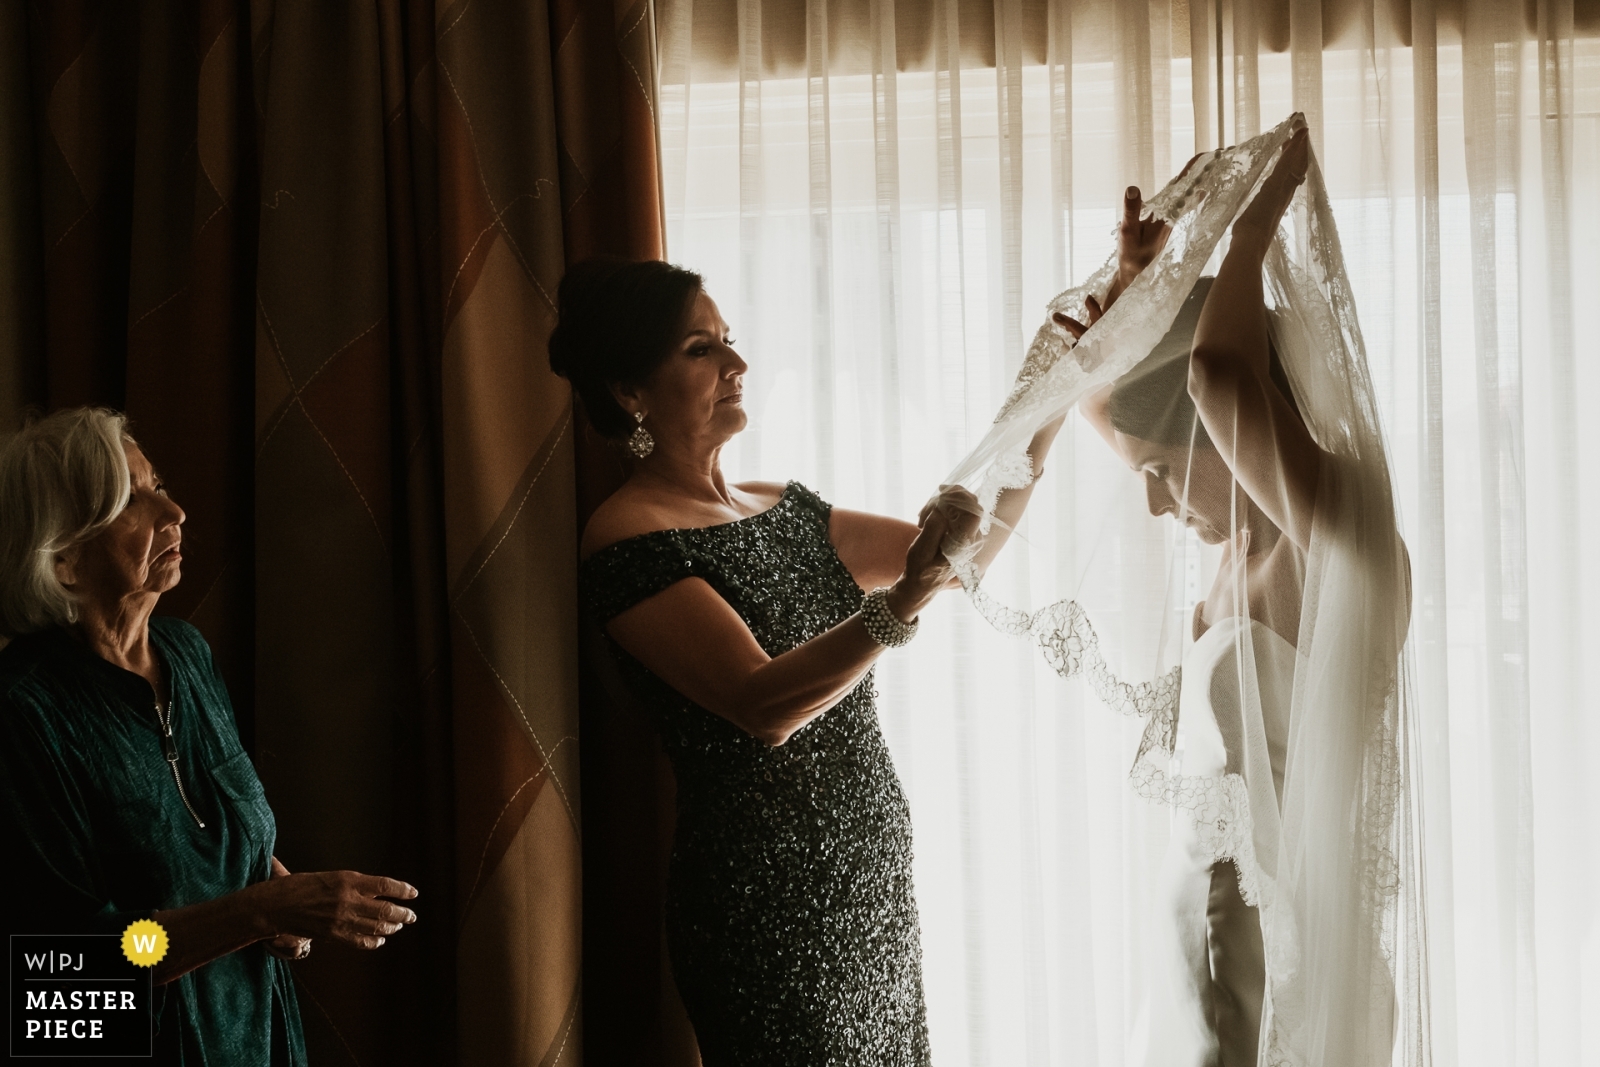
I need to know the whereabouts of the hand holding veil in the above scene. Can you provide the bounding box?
[941,115,1427,1066]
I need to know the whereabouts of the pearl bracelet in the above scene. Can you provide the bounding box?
[861,588,919,648]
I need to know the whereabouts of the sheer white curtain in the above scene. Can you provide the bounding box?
[657,1,1600,1063]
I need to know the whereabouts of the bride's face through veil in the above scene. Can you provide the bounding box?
[1085,276,1309,557]
[1107,428,1236,545]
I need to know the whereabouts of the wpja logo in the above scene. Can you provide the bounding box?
[121,920,168,968]
[10,931,153,1057]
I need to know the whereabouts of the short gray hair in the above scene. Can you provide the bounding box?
[0,408,132,637]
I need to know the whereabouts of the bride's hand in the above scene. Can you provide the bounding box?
[1054,189,1170,338]
[1113,185,1173,292]
[1054,187,1172,343]
[1055,157,1208,343]
[1053,294,1104,343]
[1084,185,1178,320]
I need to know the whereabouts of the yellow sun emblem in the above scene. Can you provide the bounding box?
[121,919,168,967]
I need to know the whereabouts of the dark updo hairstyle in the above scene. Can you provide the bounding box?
[547,257,704,439]
[1108,276,1302,448]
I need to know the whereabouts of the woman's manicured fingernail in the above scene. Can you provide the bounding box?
[1127,186,1139,199]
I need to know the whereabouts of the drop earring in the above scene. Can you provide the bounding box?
[627,411,655,458]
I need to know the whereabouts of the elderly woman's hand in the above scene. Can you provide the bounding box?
[263,857,312,960]
[250,869,418,950]
[151,864,418,985]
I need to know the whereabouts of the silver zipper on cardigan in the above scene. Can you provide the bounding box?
[156,700,206,829]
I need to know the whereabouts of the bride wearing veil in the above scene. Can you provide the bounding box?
[943,116,1427,1066]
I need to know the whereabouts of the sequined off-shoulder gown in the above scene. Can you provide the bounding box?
[580,482,930,1066]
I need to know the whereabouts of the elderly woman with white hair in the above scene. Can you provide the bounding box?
[0,408,417,1066]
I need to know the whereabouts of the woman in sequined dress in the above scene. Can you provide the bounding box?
[551,259,1060,1065]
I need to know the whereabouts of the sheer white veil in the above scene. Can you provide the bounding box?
[944,115,1428,1066]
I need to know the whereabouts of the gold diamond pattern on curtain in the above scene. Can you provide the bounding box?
[431,1,582,1056]
[2,0,666,1062]
[2,0,260,745]
[250,2,452,1061]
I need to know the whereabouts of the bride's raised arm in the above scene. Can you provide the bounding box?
[1188,125,1325,552]
[1056,131,1328,554]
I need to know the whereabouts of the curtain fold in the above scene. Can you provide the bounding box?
[659,0,1599,1062]
[1407,0,1460,1062]
[0,0,43,426]
[551,3,714,1066]
[0,0,261,754]
[2,1,665,1063]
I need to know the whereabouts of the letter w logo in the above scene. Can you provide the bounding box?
[132,934,157,953]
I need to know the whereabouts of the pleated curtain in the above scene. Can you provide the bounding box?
[0,1,662,1063]
[658,0,1600,1063]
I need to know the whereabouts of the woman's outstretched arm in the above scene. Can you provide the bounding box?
[830,417,1065,591]
[1188,125,1324,551]
[605,502,975,746]
[152,868,417,984]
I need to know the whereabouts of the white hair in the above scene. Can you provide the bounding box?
[0,408,132,637]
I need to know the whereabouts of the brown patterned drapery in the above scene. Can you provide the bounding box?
[0,0,663,1063]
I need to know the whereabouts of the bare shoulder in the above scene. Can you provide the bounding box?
[581,480,791,560]
[581,483,675,560]
[733,480,788,508]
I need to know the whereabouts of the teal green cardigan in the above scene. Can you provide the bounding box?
[0,617,306,1065]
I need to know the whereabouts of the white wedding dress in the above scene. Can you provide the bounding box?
[1150,617,1294,1067]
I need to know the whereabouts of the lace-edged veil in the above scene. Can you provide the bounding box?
[945,115,1428,1066]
